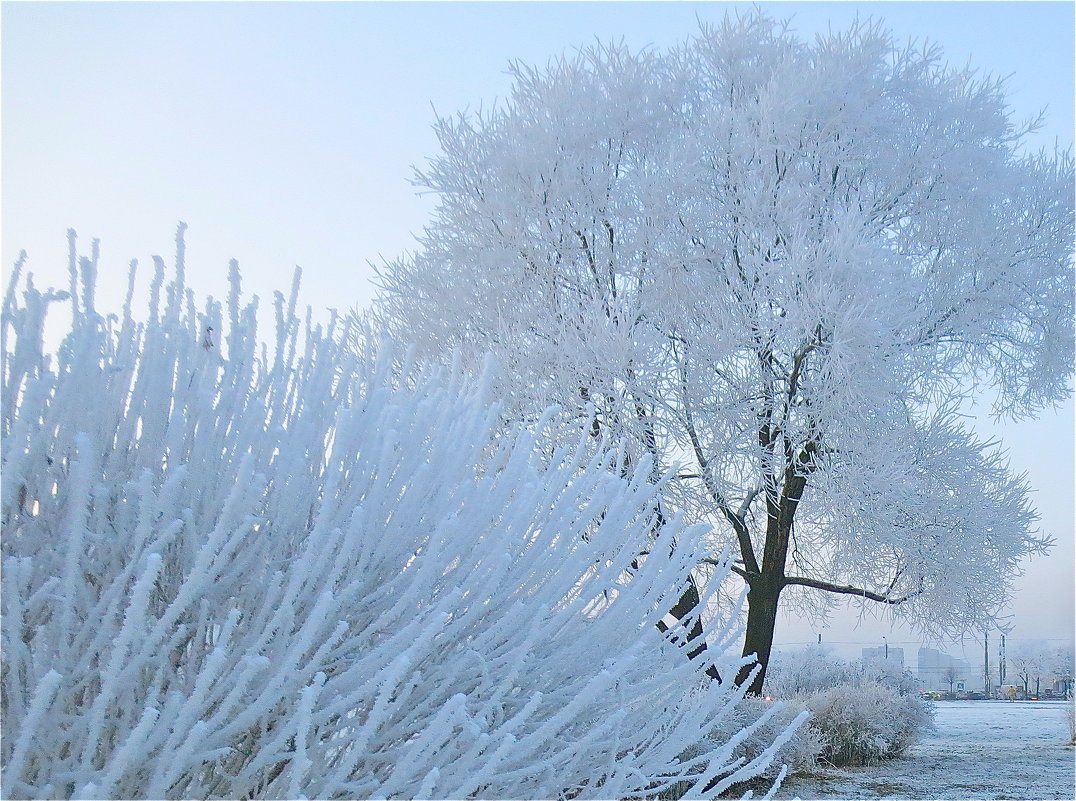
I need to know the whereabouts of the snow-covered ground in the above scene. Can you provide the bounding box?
[774,700,1075,800]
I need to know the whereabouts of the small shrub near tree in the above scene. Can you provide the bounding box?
[766,648,933,767]
[804,681,933,766]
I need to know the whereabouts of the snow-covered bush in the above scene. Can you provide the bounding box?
[768,647,922,699]
[859,658,923,699]
[766,648,932,767]
[1,230,805,799]
[765,647,861,697]
[803,681,932,766]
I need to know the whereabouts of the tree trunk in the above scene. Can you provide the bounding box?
[737,578,782,694]
[729,433,813,695]
[658,575,721,680]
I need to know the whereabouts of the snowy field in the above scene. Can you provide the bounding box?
[774,700,1075,800]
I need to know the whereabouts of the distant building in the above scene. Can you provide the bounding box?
[862,645,905,668]
[917,647,975,691]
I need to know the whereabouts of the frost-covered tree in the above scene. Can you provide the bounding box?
[374,13,1074,692]
[1048,644,1075,699]
[1010,640,1055,698]
[1,230,804,799]
[1050,644,1075,683]
[942,664,962,695]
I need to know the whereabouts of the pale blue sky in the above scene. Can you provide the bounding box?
[3,1,1073,660]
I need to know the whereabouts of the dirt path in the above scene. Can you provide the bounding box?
[772,701,1075,800]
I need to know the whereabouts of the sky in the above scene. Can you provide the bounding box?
[3,1,1073,667]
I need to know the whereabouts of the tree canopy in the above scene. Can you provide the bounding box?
[375,14,1075,691]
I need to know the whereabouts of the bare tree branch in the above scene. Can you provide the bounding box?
[782,574,922,605]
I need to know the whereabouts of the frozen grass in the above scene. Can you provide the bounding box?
[773,700,1076,800]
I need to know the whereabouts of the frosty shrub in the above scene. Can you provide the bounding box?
[803,681,932,767]
[764,647,861,697]
[767,648,932,767]
[1,230,806,800]
[767,647,921,699]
